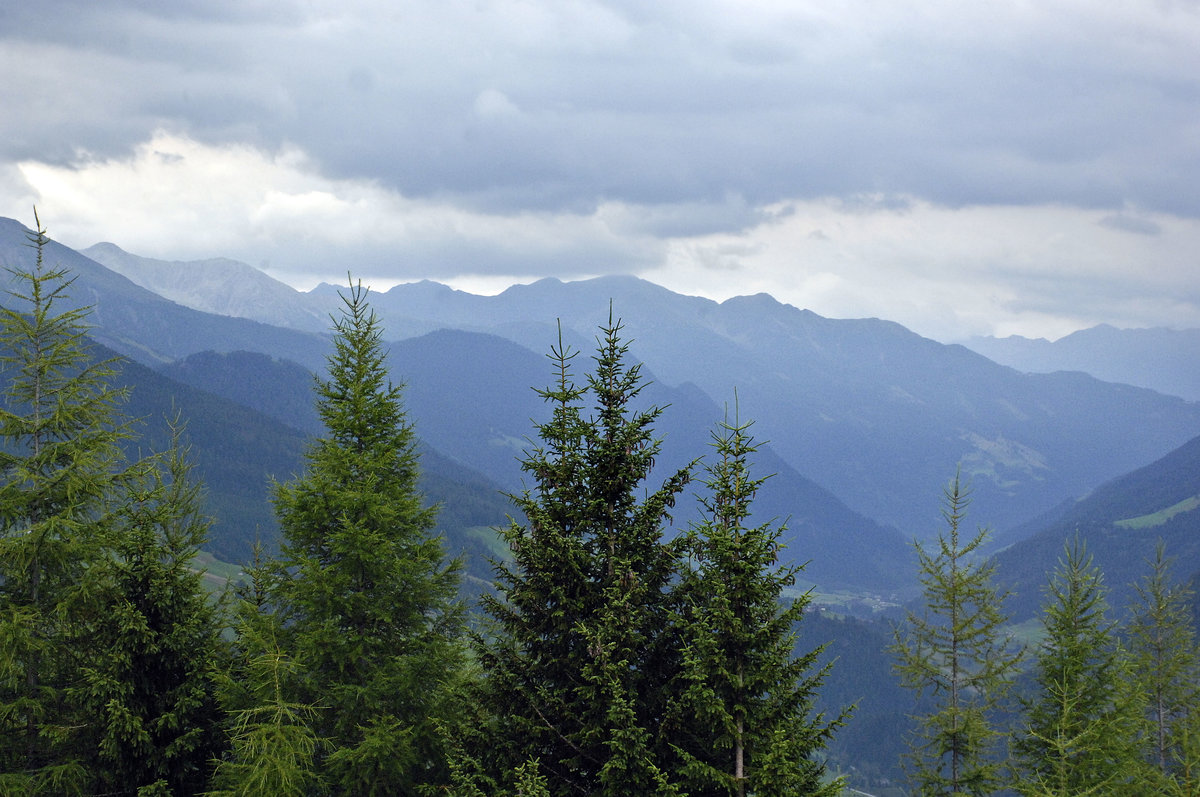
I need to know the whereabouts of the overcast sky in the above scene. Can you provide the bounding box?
[2,1,1198,341]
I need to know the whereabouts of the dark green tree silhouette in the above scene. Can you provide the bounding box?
[0,214,133,793]
[266,278,467,794]
[78,424,226,796]
[666,408,842,797]
[476,316,691,795]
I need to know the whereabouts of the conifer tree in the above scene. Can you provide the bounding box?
[891,474,1023,797]
[476,316,691,795]
[267,278,466,794]
[77,424,226,796]
[1125,541,1200,795]
[0,214,132,793]
[665,408,841,797]
[207,621,322,797]
[1013,539,1149,796]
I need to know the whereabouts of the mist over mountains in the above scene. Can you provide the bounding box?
[6,217,1200,602]
[966,325,1200,403]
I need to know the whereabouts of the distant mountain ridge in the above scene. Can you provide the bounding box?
[154,330,914,593]
[82,242,332,333]
[349,276,1200,541]
[0,217,330,372]
[966,324,1200,401]
[5,216,1200,575]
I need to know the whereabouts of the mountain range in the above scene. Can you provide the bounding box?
[82,236,1200,543]
[966,325,1200,403]
[3,216,1199,603]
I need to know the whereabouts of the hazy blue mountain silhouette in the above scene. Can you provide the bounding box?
[0,217,329,371]
[7,217,1200,572]
[966,324,1200,402]
[157,330,913,592]
[355,275,1200,542]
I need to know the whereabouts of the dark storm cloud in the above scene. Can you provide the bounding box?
[6,1,1200,227]
[5,1,1200,341]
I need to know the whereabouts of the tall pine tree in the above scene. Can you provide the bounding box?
[665,408,842,797]
[891,474,1023,797]
[0,214,133,793]
[475,316,691,795]
[266,278,466,794]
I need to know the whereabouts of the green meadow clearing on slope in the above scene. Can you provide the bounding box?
[1116,495,1200,530]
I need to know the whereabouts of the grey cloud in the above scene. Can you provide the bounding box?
[602,196,766,238]
[243,227,663,284]
[1099,214,1163,236]
[6,1,1200,227]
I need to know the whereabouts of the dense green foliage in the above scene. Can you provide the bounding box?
[1125,543,1200,795]
[258,280,468,794]
[0,216,223,795]
[471,320,844,795]
[0,216,133,793]
[667,409,841,797]
[473,318,693,794]
[78,428,226,795]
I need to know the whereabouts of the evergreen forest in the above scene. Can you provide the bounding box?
[3,218,1200,796]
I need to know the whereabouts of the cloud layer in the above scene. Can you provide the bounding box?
[2,0,1199,339]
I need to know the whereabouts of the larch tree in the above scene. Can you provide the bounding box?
[0,214,133,793]
[1013,539,1149,797]
[475,316,691,796]
[891,474,1023,797]
[665,408,842,797]
[266,278,467,795]
[1125,541,1200,795]
[207,621,322,797]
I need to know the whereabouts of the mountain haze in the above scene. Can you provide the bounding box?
[83,242,332,334]
[154,330,913,592]
[6,217,1200,600]
[48,220,1200,542]
[343,275,1200,541]
[0,218,329,371]
[966,324,1200,402]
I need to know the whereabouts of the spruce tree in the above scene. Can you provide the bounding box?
[0,214,132,793]
[1013,538,1149,796]
[476,316,691,795]
[267,278,466,794]
[665,409,842,797]
[891,474,1023,796]
[1125,541,1200,795]
[77,424,226,796]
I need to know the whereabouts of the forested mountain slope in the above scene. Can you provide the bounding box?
[118,346,511,584]
[81,233,1200,543]
[994,432,1200,621]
